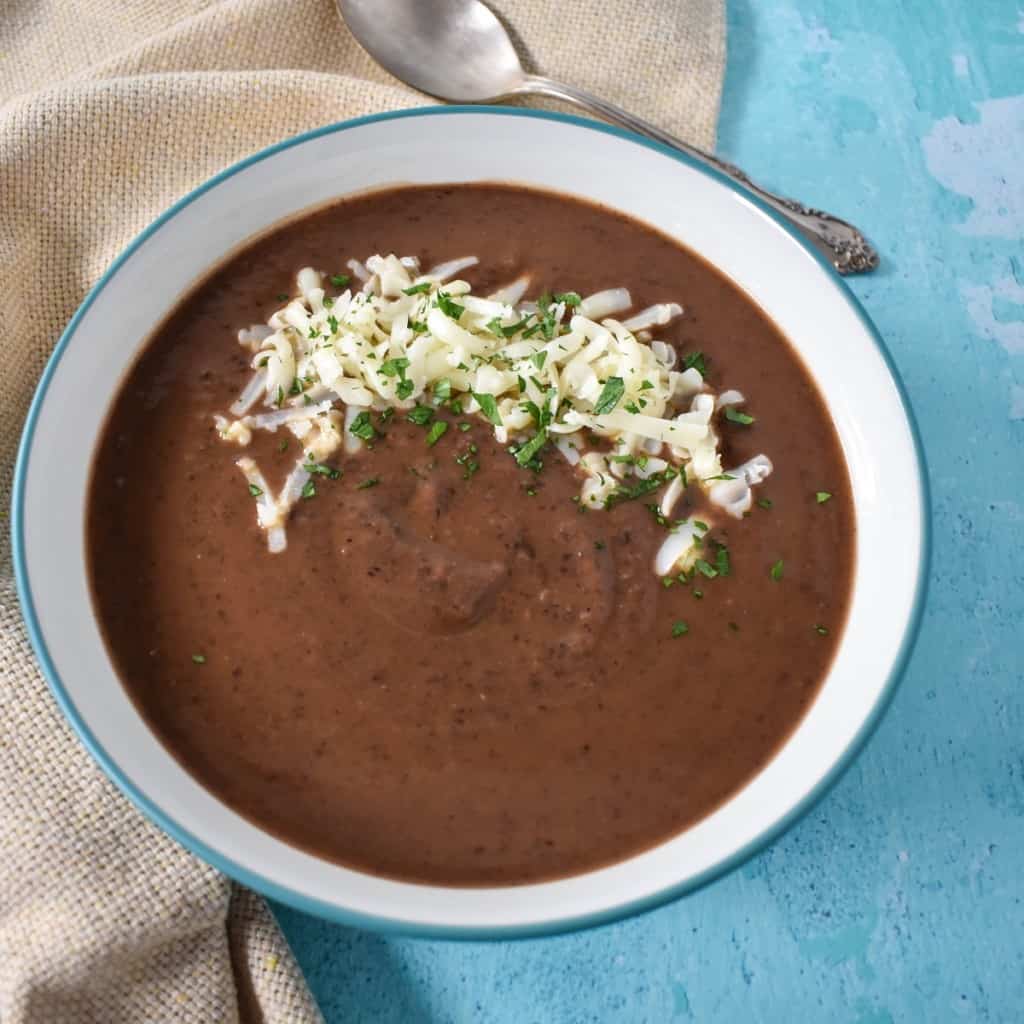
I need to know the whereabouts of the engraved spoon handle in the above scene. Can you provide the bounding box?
[520,75,880,275]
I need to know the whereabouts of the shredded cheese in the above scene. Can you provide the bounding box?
[215,254,773,573]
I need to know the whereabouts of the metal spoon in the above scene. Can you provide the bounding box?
[336,0,878,275]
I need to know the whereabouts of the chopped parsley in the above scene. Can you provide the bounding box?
[769,558,784,581]
[682,351,708,375]
[301,480,316,500]
[593,376,625,415]
[646,503,671,529]
[640,379,654,390]
[276,292,289,302]
[816,491,833,504]
[191,654,206,664]
[247,483,263,498]
[436,290,465,319]
[457,421,472,432]
[595,540,606,551]
[724,407,755,426]
[379,356,410,380]
[472,392,503,426]
[426,420,449,446]
[553,291,582,307]
[609,453,649,468]
[757,497,773,509]
[514,429,547,467]
[397,379,414,400]
[694,559,718,578]
[535,293,561,339]
[623,400,642,414]
[605,471,671,508]
[409,319,429,334]
[303,462,341,479]
[661,576,676,589]
[455,449,480,479]
[348,411,376,441]
[402,281,431,295]
[356,477,379,490]
[407,404,433,426]
[433,377,452,402]
[278,438,289,453]
[715,543,731,577]
[330,274,350,288]
[704,473,736,482]
[257,355,270,367]
[671,621,690,638]
[530,350,548,371]
[326,314,339,334]
[815,625,830,636]
[693,589,704,599]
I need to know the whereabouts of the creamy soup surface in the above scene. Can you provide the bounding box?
[88,185,854,885]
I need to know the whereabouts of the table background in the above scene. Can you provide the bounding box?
[273,2,1024,1019]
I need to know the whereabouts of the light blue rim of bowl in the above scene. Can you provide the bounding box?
[11,105,931,941]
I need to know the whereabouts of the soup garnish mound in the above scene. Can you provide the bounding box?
[215,253,773,580]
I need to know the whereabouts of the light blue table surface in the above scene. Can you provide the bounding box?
[274,3,1024,1019]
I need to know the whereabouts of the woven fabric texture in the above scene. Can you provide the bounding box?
[0,1,725,1019]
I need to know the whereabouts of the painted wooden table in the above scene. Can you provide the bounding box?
[274,3,1024,1019]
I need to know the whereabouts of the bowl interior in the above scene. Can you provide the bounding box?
[14,108,926,937]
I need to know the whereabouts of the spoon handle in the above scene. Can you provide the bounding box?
[521,76,879,275]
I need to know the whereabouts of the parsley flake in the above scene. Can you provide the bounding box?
[514,429,548,467]
[671,621,690,638]
[715,543,731,577]
[593,377,625,415]
[472,392,503,426]
[770,559,784,581]
[304,462,341,479]
[330,274,350,288]
[356,477,379,490]
[247,483,263,498]
[724,407,755,426]
[683,351,708,375]
[191,654,206,664]
[436,290,465,319]
[816,491,833,504]
[349,411,376,441]
[426,420,449,446]
[407,405,434,426]
[379,356,410,380]
[301,480,316,500]
[403,281,431,295]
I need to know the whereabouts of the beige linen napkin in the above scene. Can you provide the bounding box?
[0,2,725,1020]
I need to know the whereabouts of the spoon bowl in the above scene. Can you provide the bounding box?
[339,0,526,102]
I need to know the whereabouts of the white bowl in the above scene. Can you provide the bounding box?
[12,107,929,938]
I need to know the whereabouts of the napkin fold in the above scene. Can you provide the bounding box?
[0,1,725,1019]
